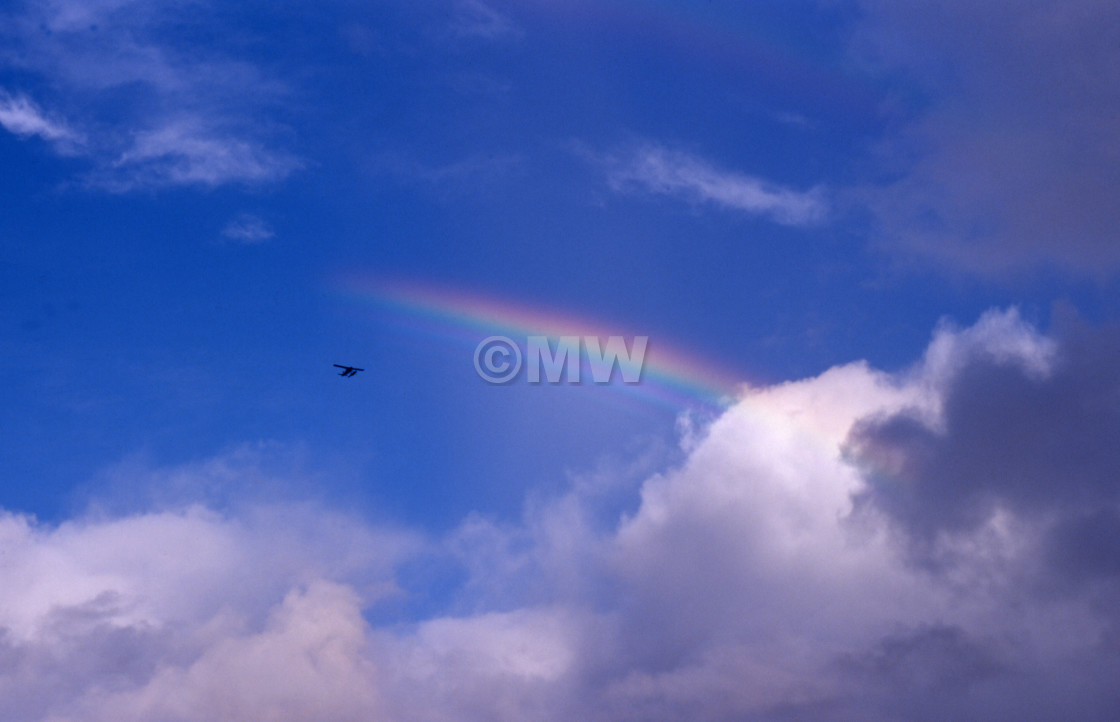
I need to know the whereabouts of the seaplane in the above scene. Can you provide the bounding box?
[333,364,364,377]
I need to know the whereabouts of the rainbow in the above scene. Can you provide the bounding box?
[334,275,749,411]
[333,276,897,497]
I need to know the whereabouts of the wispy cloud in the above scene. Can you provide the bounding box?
[601,144,827,226]
[0,90,84,153]
[97,122,300,191]
[452,0,523,41]
[376,151,524,189]
[221,213,275,244]
[0,0,299,191]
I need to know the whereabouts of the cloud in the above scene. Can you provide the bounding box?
[87,123,300,192]
[847,310,1120,577]
[54,582,382,722]
[849,0,1120,276]
[4,311,1120,719]
[0,0,298,190]
[0,497,419,721]
[376,151,524,188]
[0,91,84,153]
[451,0,524,41]
[828,625,1011,720]
[220,213,276,244]
[601,144,827,226]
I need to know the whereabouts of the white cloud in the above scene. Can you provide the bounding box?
[2,311,1118,720]
[602,144,828,226]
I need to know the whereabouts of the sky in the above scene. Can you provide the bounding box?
[1,0,1120,719]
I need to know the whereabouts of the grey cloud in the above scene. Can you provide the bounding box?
[825,625,1009,720]
[1045,507,1120,584]
[0,622,172,722]
[850,0,1120,275]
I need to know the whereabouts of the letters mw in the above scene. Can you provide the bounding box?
[526,336,649,383]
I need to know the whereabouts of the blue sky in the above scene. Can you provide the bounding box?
[3,1,1120,719]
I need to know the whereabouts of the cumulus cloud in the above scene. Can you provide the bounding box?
[54,582,382,722]
[0,500,419,721]
[0,0,298,190]
[601,144,828,226]
[3,310,1120,719]
[849,0,1120,275]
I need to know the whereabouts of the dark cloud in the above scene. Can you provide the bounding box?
[825,625,1007,721]
[1044,507,1120,584]
[848,317,1120,582]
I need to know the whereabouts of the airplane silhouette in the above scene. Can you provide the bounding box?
[333,364,363,377]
